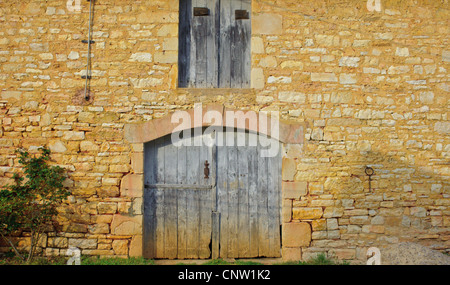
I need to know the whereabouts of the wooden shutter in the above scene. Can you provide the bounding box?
[178,0,251,88]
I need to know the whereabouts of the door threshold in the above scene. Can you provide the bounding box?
[152,257,283,265]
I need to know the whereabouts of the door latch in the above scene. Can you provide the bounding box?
[204,160,210,179]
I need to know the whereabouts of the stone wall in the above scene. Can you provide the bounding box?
[0,0,448,263]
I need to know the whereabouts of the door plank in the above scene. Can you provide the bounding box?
[257,136,270,257]
[240,0,251,87]
[155,137,165,184]
[267,143,281,257]
[199,187,212,258]
[230,0,242,88]
[218,0,232,87]
[178,0,192,87]
[237,130,250,257]
[247,132,259,257]
[227,133,238,258]
[177,189,188,259]
[164,135,178,184]
[206,0,219,87]
[186,188,200,258]
[193,0,207,87]
[155,189,165,258]
[143,187,156,259]
[216,133,229,258]
[164,188,178,259]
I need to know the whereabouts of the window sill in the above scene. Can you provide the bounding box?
[176,88,255,95]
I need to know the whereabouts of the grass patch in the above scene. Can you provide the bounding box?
[81,256,155,265]
[0,252,348,265]
[274,253,350,265]
[201,258,232,265]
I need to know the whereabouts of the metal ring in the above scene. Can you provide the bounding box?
[365,166,374,176]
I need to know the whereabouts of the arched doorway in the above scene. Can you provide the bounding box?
[142,127,282,259]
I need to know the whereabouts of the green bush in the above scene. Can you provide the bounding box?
[0,147,70,263]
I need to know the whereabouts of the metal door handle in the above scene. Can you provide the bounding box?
[204,160,210,179]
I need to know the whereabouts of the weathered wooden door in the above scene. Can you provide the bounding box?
[143,131,214,259]
[143,129,281,259]
[215,130,282,258]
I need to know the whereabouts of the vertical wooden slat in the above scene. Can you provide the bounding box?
[188,0,198,87]
[219,0,232,87]
[211,211,221,259]
[177,188,187,259]
[230,0,242,88]
[206,0,219,87]
[164,135,178,184]
[199,132,212,258]
[241,0,251,87]
[155,189,165,258]
[199,188,212,258]
[164,189,178,259]
[144,141,157,185]
[178,0,191,87]
[247,132,259,257]
[267,140,281,257]
[186,188,200,258]
[193,0,207,87]
[143,187,156,259]
[257,135,270,257]
[237,130,250,257]
[187,135,200,186]
[216,131,229,258]
[156,137,165,184]
[227,132,239,258]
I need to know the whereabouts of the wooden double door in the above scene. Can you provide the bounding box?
[143,128,281,259]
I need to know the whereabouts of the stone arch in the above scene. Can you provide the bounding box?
[120,104,307,259]
[123,104,305,145]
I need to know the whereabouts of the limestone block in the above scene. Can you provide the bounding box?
[282,222,311,247]
[251,68,264,89]
[1,91,22,100]
[48,140,67,153]
[339,57,360,67]
[311,219,327,231]
[282,158,296,181]
[154,51,177,64]
[98,202,118,214]
[395,47,409,57]
[110,214,142,236]
[62,131,85,141]
[253,14,282,35]
[278,92,306,103]
[68,238,97,249]
[251,37,264,54]
[311,73,338,82]
[129,235,143,257]
[282,181,307,199]
[88,223,110,234]
[112,240,129,255]
[120,174,144,198]
[339,73,357,84]
[129,52,152,62]
[292,207,323,220]
[131,152,144,174]
[282,247,302,261]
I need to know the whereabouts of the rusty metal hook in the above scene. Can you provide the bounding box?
[204,160,210,179]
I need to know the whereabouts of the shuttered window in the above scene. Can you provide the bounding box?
[178,0,251,88]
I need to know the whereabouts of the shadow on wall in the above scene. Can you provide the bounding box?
[300,147,449,256]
